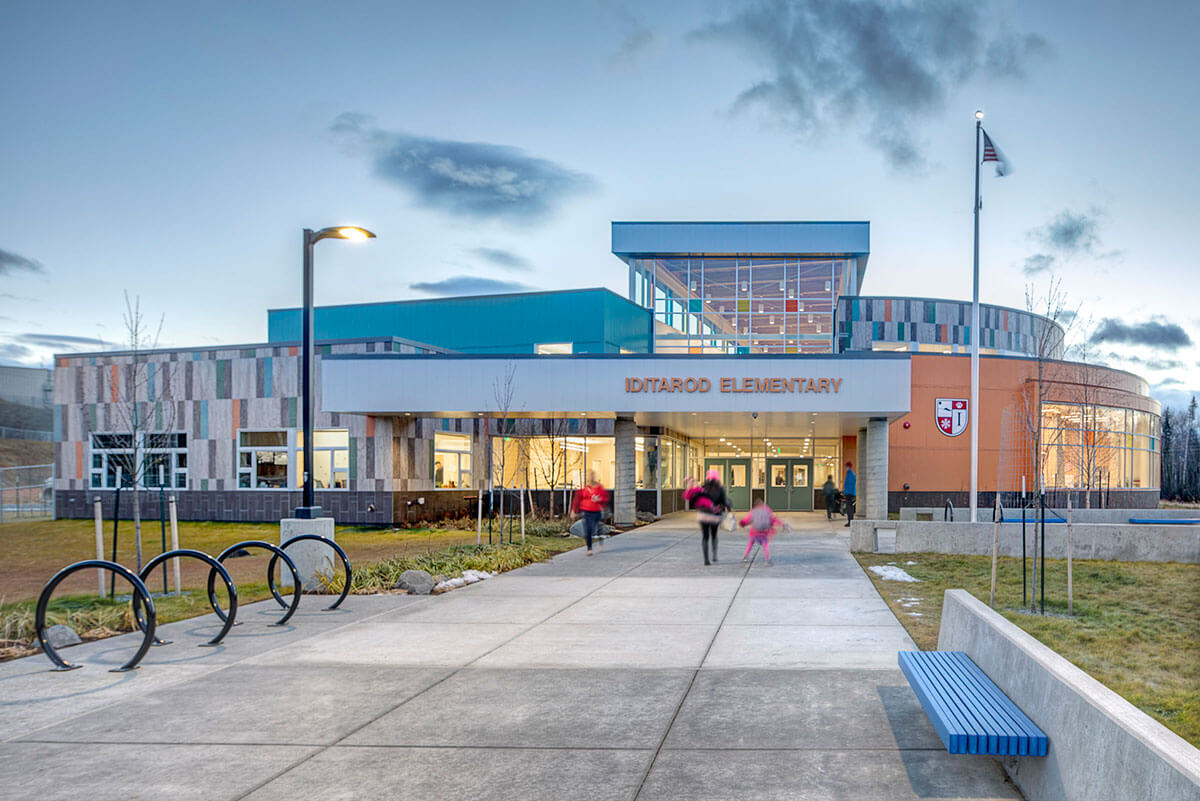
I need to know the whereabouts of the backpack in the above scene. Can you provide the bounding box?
[750,506,773,532]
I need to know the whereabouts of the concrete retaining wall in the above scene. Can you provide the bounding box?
[937,589,1200,800]
[850,519,1200,562]
[899,506,1193,523]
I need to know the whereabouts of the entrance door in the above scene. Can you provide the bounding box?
[703,458,751,511]
[765,458,814,511]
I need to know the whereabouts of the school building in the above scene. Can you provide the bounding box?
[53,221,1161,525]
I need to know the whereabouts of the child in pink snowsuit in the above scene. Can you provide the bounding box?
[740,501,781,564]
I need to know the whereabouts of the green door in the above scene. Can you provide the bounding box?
[703,458,751,512]
[765,458,814,511]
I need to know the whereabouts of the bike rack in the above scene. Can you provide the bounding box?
[944,499,955,521]
[206,541,300,626]
[133,549,239,646]
[266,534,353,611]
[35,559,157,672]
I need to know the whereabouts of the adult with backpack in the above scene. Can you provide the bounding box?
[683,468,729,565]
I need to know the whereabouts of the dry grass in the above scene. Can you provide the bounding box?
[0,516,581,660]
[855,551,1200,748]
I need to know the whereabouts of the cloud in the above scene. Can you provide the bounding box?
[1022,253,1056,276]
[13,332,107,350]
[1035,209,1101,254]
[470,247,532,271]
[690,0,1048,170]
[603,2,654,63]
[0,343,33,364]
[0,249,45,276]
[410,276,533,296]
[1022,207,1119,276]
[1089,318,1192,350]
[1107,353,1184,371]
[332,114,596,223]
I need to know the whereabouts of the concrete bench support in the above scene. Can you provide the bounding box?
[938,589,1200,800]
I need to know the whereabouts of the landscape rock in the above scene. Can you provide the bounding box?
[43,625,82,649]
[394,569,435,595]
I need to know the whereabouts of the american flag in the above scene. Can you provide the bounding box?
[981,130,1012,176]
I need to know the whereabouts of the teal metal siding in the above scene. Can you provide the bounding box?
[267,288,652,355]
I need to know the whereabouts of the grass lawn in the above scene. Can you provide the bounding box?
[0,516,581,658]
[854,551,1200,749]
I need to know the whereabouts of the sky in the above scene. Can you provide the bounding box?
[2,0,1198,408]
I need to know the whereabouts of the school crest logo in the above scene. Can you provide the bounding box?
[935,398,968,437]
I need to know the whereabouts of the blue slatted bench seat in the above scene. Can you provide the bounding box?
[899,650,1048,757]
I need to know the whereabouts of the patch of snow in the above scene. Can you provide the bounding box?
[461,569,496,584]
[905,561,917,565]
[434,569,498,593]
[907,612,924,617]
[868,565,920,582]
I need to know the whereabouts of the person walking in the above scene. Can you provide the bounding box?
[822,474,838,520]
[740,500,781,565]
[572,472,609,556]
[842,461,857,527]
[683,468,728,565]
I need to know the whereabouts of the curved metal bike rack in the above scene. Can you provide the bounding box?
[35,559,157,672]
[266,534,353,611]
[944,499,955,522]
[206,541,300,626]
[133,549,239,647]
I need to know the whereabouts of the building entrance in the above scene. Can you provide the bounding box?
[703,458,751,511]
[765,458,814,511]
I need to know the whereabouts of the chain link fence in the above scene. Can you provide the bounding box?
[0,463,53,521]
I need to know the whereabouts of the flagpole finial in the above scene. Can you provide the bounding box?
[975,109,984,120]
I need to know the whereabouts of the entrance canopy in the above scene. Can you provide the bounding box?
[322,353,910,438]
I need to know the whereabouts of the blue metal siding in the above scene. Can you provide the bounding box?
[267,288,653,355]
[611,221,869,256]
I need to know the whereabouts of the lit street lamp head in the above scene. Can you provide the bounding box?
[309,226,376,244]
[975,110,984,120]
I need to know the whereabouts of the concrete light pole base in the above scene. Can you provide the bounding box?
[279,517,336,590]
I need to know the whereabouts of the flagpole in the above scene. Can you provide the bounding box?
[970,110,983,523]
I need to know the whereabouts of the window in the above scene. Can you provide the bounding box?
[434,432,471,489]
[297,429,349,490]
[238,431,289,489]
[90,432,188,489]
[536,342,572,354]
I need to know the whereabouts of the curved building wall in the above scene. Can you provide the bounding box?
[888,353,1160,512]
[837,296,1065,359]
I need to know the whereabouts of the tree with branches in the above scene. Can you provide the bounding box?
[103,292,178,570]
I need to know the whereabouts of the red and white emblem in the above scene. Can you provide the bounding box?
[935,398,968,437]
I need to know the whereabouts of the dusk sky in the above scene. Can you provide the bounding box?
[3,0,1198,407]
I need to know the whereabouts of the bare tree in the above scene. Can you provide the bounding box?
[1062,332,1125,508]
[534,417,572,518]
[104,293,178,571]
[491,362,517,542]
[1018,278,1074,612]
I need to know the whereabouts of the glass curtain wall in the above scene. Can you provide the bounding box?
[491,434,699,492]
[1041,403,1160,489]
[630,256,852,354]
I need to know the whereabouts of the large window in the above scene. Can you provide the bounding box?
[236,429,349,490]
[238,431,289,489]
[434,432,472,488]
[630,256,849,354]
[297,429,349,490]
[1041,403,1159,489]
[90,432,187,489]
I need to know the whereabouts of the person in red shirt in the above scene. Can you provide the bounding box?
[572,472,610,556]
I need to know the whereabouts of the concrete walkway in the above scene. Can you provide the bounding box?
[0,513,1020,800]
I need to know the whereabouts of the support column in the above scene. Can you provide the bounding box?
[866,417,890,520]
[856,427,867,510]
[614,416,637,526]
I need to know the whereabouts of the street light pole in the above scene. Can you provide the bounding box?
[294,226,375,520]
[299,229,317,517]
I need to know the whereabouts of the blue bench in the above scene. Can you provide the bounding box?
[899,650,1048,757]
[1129,518,1200,525]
